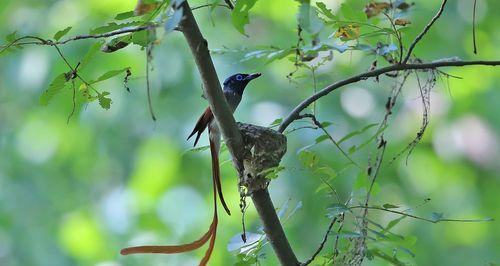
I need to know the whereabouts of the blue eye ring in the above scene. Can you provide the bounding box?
[236,74,243,81]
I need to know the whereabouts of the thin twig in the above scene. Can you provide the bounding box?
[300,113,361,169]
[350,205,494,224]
[301,217,338,266]
[403,0,448,63]
[278,59,500,133]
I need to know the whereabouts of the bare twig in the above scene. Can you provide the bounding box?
[300,113,361,168]
[301,217,338,266]
[350,205,494,224]
[278,59,500,133]
[402,0,448,63]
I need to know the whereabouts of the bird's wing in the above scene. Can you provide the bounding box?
[187,107,213,147]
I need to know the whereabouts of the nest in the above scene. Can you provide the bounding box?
[237,122,287,193]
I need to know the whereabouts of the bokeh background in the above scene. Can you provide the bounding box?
[0,0,499,265]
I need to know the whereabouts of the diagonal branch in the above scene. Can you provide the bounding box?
[278,59,500,133]
[179,1,299,265]
[402,0,448,63]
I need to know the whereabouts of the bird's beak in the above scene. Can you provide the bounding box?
[246,72,262,80]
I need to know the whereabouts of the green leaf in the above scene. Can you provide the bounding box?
[79,41,103,72]
[5,31,18,43]
[53,26,72,41]
[101,34,132,53]
[261,165,285,180]
[231,0,258,35]
[98,92,112,110]
[115,11,136,20]
[315,166,337,179]
[382,203,400,209]
[385,216,405,232]
[316,2,336,20]
[320,121,334,128]
[90,67,131,84]
[268,118,283,127]
[165,7,184,33]
[90,21,141,35]
[298,2,324,35]
[315,134,330,144]
[338,123,378,144]
[298,149,318,168]
[39,73,69,106]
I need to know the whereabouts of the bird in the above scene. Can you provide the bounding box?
[120,73,261,266]
[187,72,262,216]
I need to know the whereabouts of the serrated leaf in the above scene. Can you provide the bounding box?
[39,73,68,106]
[53,26,72,41]
[90,67,130,84]
[98,92,112,110]
[165,7,184,33]
[231,0,258,35]
[316,2,336,20]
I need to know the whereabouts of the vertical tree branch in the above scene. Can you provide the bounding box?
[178,1,299,265]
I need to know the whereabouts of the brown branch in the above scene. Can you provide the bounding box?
[278,59,500,133]
[179,1,299,265]
[402,0,448,63]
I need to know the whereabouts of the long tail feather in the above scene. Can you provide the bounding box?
[210,138,231,216]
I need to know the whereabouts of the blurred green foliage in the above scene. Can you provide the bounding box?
[0,0,499,265]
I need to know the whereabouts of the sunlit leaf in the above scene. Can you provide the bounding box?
[231,0,258,35]
[316,2,336,20]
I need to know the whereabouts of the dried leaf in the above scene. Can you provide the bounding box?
[335,25,360,41]
[394,18,411,26]
[364,2,391,18]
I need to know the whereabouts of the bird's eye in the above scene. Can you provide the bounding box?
[236,74,243,81]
